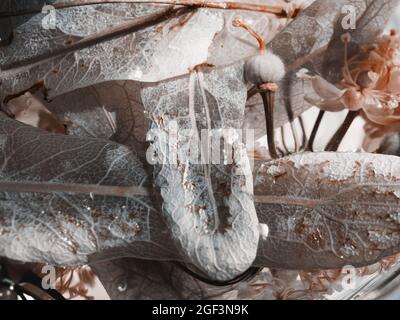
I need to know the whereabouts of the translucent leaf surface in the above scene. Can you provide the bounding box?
[0,0,305,101]
[254,152,400,270]
[141,64,259,281]
[0,116,179,266]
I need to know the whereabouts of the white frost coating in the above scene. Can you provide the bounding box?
[288,152,400,181]
[244,52,285,84]
[1,221,93,266]
[156,138,259,281]
[255,151,400,270]
[142,65,260,281]
[267,164,287,177]
[148,10,224,81]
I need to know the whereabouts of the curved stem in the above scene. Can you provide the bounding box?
[298,115,307,150]
[232,17,266,52]
[174,262,262,287]
[325,110,359,152]
[306,110,325,151]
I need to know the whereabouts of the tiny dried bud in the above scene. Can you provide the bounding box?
[232,16,286,85]
[244,52,286,84]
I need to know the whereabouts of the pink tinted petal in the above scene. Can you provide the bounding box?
[341,88,364,111]
[304,95,345,112]
[388,68,400,93]
[311,76,344,100]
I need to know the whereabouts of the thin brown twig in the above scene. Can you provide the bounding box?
[260,89,279,159]
[298,115,307,150]
[0,0,291,18]
[0,6,193,74]
[306,110,324,151]
[325,110,359,152]
[0,181,152,198]
[233,17,266,52]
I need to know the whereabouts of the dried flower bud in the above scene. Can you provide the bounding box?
[232,17,285,85]
[244,52,285,85]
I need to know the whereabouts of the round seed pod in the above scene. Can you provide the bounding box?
[244,52,286,85]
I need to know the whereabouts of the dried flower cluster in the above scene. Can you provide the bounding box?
[300,30,400,140]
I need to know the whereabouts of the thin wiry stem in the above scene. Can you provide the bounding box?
[233,17,266,52]
[0,0,291,18]
[260,90,279,159]
[175,262,262,287]
[298,115,307,150]
[306,110,324,151]
[325,110,359,152]
[0,6,193,74]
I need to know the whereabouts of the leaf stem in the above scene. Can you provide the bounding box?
[0,0,291,18]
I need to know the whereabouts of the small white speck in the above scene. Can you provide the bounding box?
[117,282,127,292]
[132,67,143,79]
[388,99,399,109]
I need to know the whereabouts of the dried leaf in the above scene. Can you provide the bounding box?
[46,80,149,148]
[6,92,66,134]
[141,64,259,281]
[0,116,179,265]
[0,1,301,101]
[254,152,400,270]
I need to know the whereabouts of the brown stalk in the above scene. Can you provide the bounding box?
[246,46,329,101]
[0,181,152,198]
[0,0,291,18]
[306,110,325,151]
[260,88,279,159]
[325,110,359,152]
